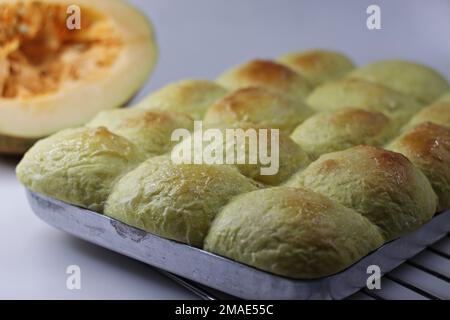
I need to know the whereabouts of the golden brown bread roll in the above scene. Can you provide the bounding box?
[403,101,450,130]
[306,78,423,129]
[290,108,394,159]
[204,187,384,279]
[104,156,258,247]
[218,59,312,102]
[348,60,450,104]
[231,129,311,185]
[387,122,450,211]
[204,87,313,134]
[287,146,438,240]
[278,49,355,87]
[136,80,229,120]
[16,127,143,212]
[171,127,311,185]
[87,109,194,158]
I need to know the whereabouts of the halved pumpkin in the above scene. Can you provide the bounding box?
[0,0,157,154]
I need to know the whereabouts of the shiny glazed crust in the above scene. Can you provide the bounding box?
[388,122,450,211]
[287,146,438,241]
[136,80,229,120]
[16,127,143,212]
[104,156,258,247]
[306,78,423,129]
[204,187,384,279]
[171,127,311,186]
[87,109,194,157]
[403,102,450,130]
[291,108,394,159]
[278,49,355,87]
[204,87,313,134]
[218,59,312,103]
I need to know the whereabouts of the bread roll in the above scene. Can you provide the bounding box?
[136,80,228,120]
[278,49,355,87]
[287,146,437,240]
[171,127,311,185]
[16,127,143,212]
[306,78,423,129]
[88,109,194,158]
[204,187,384,279]
[14,48,448,280]
[348,60,449,104]
[204,87,313,133]
[218,59,311,102]
[291,108,394,159]
[387,122,450,211]
[104,156,258,247]
[438,92,450,103]
[403,101,450,130]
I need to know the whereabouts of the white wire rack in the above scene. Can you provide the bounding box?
[163,234,450,300]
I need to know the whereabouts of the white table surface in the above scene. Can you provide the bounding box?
[0,0,449,299]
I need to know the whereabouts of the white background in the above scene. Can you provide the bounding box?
[0,0,449,299]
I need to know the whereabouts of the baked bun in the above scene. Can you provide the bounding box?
[15,48,447,281]
[104,156,258,247]
[218,59,311,102]
[88,109,194,158]
[438,92,450,103]
[137,80,228,120]
[287,146,437,240]
[204,87,313,133]
[172,127,311,185]
[306,78,423,129]
[204,187,384,279]
[403,101,450,130]
[291,108,393,159]
[16,127,143,212]
[348,60,449,104]
[387,122,450,211]
[277,49,355,87]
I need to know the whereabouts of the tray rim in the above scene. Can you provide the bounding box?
[26,189,450,300]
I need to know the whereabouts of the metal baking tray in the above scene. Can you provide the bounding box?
[26,189,450,300]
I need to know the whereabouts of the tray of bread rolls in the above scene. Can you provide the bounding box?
[18,49,450,300]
